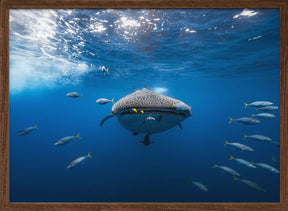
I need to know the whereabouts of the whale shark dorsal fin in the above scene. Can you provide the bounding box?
[178,123,183,131]
[100,114,114,126]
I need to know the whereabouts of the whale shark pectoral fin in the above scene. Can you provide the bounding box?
[100,114,114,126]
[178,123,183,131]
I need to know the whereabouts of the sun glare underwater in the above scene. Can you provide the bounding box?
[9,9,280,202]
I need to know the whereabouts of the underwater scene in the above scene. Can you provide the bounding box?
[9,9,280,202]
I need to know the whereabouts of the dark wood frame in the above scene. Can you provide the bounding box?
[1,0,287,210]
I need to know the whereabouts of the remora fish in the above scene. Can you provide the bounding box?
[17,125,38,136]
[100,88,192,141]
[142,116,156,124]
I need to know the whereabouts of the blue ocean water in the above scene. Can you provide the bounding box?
[9,9,280,202]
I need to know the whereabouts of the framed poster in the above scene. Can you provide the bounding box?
[1,0,287,210]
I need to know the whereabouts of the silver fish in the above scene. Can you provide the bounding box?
[17,125,38,136]
[243,134,271,142]
[213,164,240,177]
[254,163,279,174]
[251,113,275,119]
[191,181,208,192]
[101,66,109,74]
[67,152,92,169]
[228,117,260,125]
[234,177,266,192]
[224,141,254,152]
[229,155,256,168]
[244,101,273,109]
[66,92,82,98]
[256,106,278,111]
[54,133,81,146]
[96,98,115,105]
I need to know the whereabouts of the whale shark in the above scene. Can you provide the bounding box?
[100,88,191,141]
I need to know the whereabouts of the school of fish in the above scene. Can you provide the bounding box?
[212,101,279,193]
[17,92,279,195]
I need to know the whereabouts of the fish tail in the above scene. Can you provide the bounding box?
[87,152,92,158]
[229,155,234,160]
[212,164,218,168]
[35,124,39,129]
[232,176,238,182]
[250,113,254,118]
[228,117,233,124]
[243,134,247,140]
[244,102,248,109]
[111,98,115,104]
[106,68,109,74]
[224,140,228,146]
[77,133,81,139]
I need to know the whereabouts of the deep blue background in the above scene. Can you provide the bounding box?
[9,9,280,202]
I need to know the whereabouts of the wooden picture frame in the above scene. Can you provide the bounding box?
[1,0,287,210]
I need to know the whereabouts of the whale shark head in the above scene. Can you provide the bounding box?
[112,88,191,116]
[111,88,191,134]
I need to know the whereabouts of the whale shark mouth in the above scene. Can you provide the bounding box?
[117,108,189,117]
